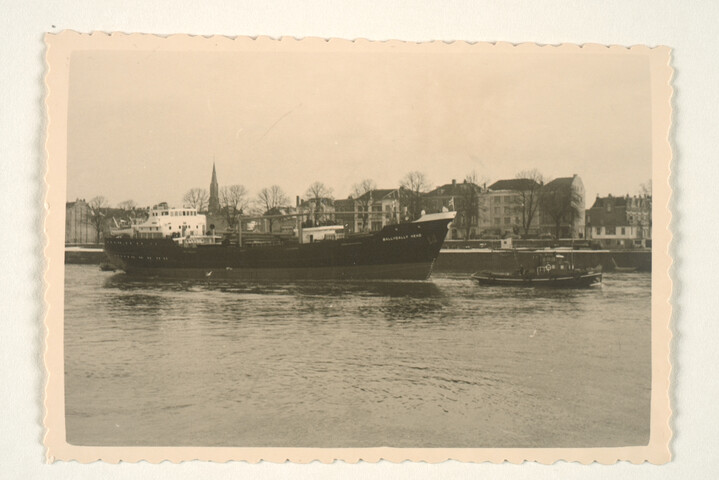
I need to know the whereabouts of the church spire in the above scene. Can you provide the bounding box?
[208,162,220,214]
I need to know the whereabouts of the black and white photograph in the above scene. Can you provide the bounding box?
[43,33,672,464]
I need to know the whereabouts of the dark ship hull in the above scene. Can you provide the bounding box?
[104,215,454,281]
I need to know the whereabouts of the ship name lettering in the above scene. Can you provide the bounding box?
[382,233,422,242]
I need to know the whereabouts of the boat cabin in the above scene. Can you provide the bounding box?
[299,225,345,244]
[530,252,575,274]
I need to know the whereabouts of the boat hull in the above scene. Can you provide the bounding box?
[471,272,602,288]
[104,216,453,281]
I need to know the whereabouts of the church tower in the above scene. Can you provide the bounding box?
[208,162,220,213]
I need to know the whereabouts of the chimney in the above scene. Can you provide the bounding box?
[452,179,456,186]
[296,195,300,207]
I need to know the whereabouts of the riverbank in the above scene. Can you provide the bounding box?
[65,246,107,264]
[434,248,651,273]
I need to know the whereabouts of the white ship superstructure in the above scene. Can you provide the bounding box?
[133,203,207,239]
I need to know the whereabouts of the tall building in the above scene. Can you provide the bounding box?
[208,163,220,214]
[480,178,541,237]
[475,174,585,239]
[65,199,97,244]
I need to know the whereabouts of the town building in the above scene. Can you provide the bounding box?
[479,178,542,238]
[424,179,483,239]
[350,189,401,233]
[538,175,586,239]
[203,164,234,232]
[65,199,97,244]
[66,199,150,244]
[585,194,652,248]
[299,197,336,227]
[261,206,299,235]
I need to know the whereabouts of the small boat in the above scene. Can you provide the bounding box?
[471,252,602,288]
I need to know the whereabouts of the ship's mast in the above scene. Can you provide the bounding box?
[237,216,242,247]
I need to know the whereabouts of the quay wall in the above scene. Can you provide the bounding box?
[64,246,652,273]
[65,248,107,264]
[433,249,651,273]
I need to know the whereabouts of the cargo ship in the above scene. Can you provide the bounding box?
[104,204,456,280]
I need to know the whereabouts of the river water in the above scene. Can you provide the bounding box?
[64,265,651,447]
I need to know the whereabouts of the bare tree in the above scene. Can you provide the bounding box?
[514,169,545,236]
[540,181,583,239]
[257,185,290,231]
[455,173,483,239]
[183,188,209,212]
[639,179,652,196]
[465,170,491,190]
[399,171,430,221]
[87,196,109,244]
[117,199,136,210]
[116,199,146,225]
[351,178,377,232]
[219,185,250,229]
[304,181,333,226]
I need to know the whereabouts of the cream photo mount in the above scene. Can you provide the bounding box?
[44,32,673,464]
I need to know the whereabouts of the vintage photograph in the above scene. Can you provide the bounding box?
[44,34,672,463]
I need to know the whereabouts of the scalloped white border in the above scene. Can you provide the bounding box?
[43,31,673,464]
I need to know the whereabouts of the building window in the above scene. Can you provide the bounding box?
[596,227,602,235]
[504,217,511,225]
[606,226,616,235]
[493,217,500,226]
[620,227,626,235]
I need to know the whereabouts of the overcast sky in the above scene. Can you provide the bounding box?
[67,47,652,208]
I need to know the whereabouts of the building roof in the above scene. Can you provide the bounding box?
[425,181,482,197]
[488,178,541,191]
[589,195,628,209]
[544,176,576,189]
[586,195,648,227]
[300,197,334,206]
[333,198,355,208]
[354,189,398,202]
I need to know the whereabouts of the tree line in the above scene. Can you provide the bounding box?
[80,170,643,243]
[177,171,436,230]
